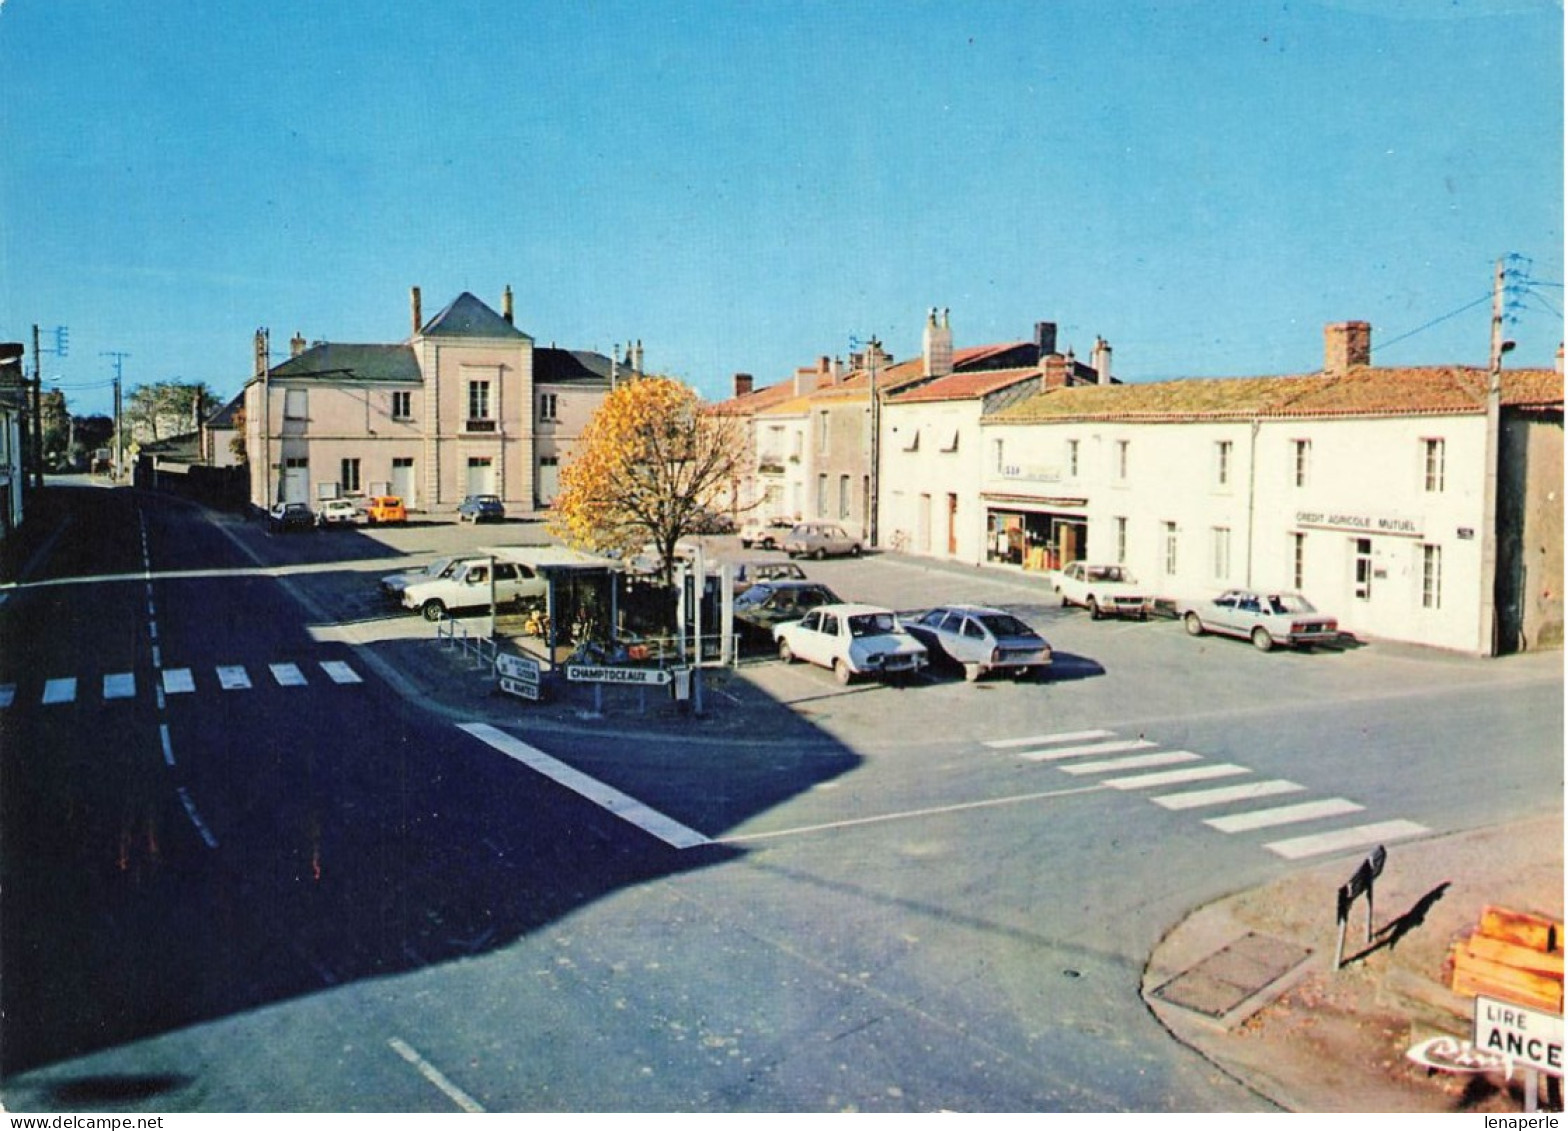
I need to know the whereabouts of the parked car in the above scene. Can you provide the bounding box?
[901,604,1053,681]
[738,517,793,550]
[365,495,407,524]
[316,498,363,527]
[380,555,481,605]
[731,560,808,593]
[457,494,505,523]
[773,602,927,684]
[691,507,736,534]
[1053,561,1151,620]
[783,522,863,560]
[733,579,842,642]
[1180,589,1340,652]
[267,501,316,533]
[401,556,547,621]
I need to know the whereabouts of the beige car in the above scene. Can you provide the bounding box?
[783,522,863,560]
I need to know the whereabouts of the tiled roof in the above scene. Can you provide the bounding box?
[887,366,1041,404]
[269,343,421,384]
[991,366,1563,423]
[420,292,531,340]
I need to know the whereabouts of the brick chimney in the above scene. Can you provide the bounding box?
[733,372,754,397]
[502,285,514,325]
[290,331,306,358]
[254,328,269,377]
[1556,343,1563,376]
[1092,336,1113,385]
[1035,321,1058,360]
[1324,321,1372,373]
[923,308,954,378]
[411,287,423,337]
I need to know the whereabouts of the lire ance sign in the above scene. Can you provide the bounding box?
[1474,994,1564,1076]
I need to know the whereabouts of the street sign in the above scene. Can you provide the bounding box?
[500,676,541,701]
[496,653,540,684]
[564,664,672,686]
[1475,995,1564,1076]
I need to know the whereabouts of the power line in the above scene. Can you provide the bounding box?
[1376,292,1493,353]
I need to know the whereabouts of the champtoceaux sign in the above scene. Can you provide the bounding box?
[1295,510,1424,537]
[565,665,672,686]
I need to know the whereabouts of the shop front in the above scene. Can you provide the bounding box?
[983,494,1089,572]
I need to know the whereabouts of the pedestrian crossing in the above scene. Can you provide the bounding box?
[981,728,1431,861]
[2,659,367,708]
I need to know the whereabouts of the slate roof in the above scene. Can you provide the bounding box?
[534,348,627,385]
[204,390,245,428]
[991,366,1564,424]
[268,343,421,384]
[420,292,532,340]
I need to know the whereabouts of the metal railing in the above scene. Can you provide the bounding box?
[436,616,499,671]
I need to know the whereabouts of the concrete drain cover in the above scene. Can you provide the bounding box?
[1151,932,1313,1023]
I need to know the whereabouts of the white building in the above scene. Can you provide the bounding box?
[980,322,1563,654]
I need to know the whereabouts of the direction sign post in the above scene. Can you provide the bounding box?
[496,652,542,701]
[564,664,672,686]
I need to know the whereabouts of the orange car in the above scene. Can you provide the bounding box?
[365,495,407,524]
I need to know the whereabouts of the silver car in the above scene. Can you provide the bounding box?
[902,604,1053,681]
[1181,589,1340,652]
[783,522,863,560]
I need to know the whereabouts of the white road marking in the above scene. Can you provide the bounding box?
[0,684,13,708]
[217,666,251,690]
[270,663,307,687]
[1265,819,1430,860]
[1204,797,1364,833]
[721,782,1109,844]
[1152,779,1305,809]
[163,668,196,694]
[983,729,1115,749]
[458,722,710,849]
[42,678,77,705]
[1020,738,1158,762]
[1103,763,1254,791]
[319,660,363,684]
[103,672,136,700]
[388,1038,486,1114]
[176,787,219,848]
[160,724,175,766]
[1056,750,1201,775]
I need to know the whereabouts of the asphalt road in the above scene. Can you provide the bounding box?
[1,484,1560,1112]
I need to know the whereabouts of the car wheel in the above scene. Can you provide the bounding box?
[814,548,826,561]
[833,658,852,685]
[1184,612,1205,636]
[963,662,981,683]
[421,599,447,622]
[1251,626,1275,653]
[1011,666,1032,681]
[1088,597,1103,620]
[850,544,862,557]
[778,639,795,663]
[1060,593,1070,607]
[741,540,752,549]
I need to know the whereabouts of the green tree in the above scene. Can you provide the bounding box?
[124,380,215,443]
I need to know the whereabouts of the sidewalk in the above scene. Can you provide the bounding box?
[1143,813,1564,1113]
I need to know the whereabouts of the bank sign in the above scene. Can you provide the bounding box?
[1474,995,1564,1076]
[1295,509,1424,538]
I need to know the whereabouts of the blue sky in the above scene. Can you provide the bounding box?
[2,0,1562,419]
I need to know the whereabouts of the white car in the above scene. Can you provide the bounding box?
[773,602,928,685]
[1054,561,1151,620]
[380,555,480,605]
[402,557,548,621]
[316,498,363,527]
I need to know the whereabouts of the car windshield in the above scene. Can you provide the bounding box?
[734,586,773,608]
[848,613,897,637]
[1267,594,1316,615]
[1087,566,1126,582]
[978,613,1036,638]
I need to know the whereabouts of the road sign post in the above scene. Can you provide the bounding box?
[1475,995,1564,1112]
[496,652,542,701]
[1334,844,1387,970]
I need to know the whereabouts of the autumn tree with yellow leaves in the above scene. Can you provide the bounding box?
[548,377,750,585]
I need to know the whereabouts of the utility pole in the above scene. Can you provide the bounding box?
[868,337,882,549]
[1478,258,1513,656]
[102,350,130,481]
[29,324,68,489]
